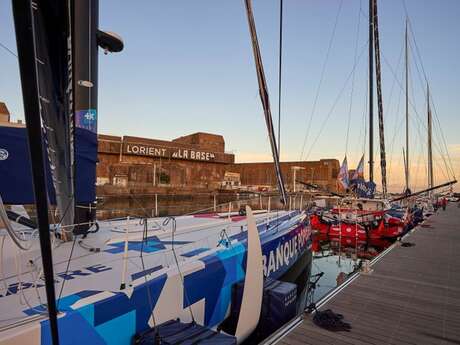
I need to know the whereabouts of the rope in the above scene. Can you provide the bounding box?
[300,0,344,161]
[380,49,453,184]
[56,236,77,309]
[0,41,18,58]
[303,40,369,162]
[352,65,368,159]
[311,307,352,332]
[406,37,452,179]
[139,218,159,329]
[345,0,363,155]
[163,216,195,322]
[0,195,37,251]
[402,4,456,179]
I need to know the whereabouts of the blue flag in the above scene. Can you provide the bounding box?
[353,180,376,198]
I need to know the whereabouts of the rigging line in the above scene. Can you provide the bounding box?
[360,65,369,157]
[299,0,344,161]
[56,235,77,308]
[353,73,367,159]
[140,218,158,329]
[428,91,456,179]
[413,142,423,191]
[427,99,455,181]
[387,117,404,177]
[384,36,405,127]
[427,120,455,178]
[412,108,429,190]
[408,79,455,181]
[0,41,18,58]
[379,38,405,179]
[277,0,283,158]
[304,39,368,162]
[408,36,455,179]
[380,51,452,178]
[345,0,363,155]
[387,61,405,174]
[403,10,456,179]
[408,62,431,173]
[430,99,455,179]
[164,216,195,322]
[408,79,449,189]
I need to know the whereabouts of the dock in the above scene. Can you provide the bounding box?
[271,204,460,345]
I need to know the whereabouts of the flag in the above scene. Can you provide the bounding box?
[337,156,349,190]
[352,155,365,180]
[354,180,376,198]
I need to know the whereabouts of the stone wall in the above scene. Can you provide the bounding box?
[227,160,339,191]
[96,132,339,193]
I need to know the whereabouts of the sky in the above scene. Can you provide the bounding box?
[0,0,459,192]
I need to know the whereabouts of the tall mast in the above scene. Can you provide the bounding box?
[368,0,374,182]
[373,0,388,197]
[427,83,434,190]
[244,0,287,205]
[12,1,63,343]
[405,19,410,193]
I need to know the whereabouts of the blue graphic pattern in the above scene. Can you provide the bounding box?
[183,243,246,327]
[34,213,309,344]
[104,235,191,254]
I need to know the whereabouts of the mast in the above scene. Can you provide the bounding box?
[405,19,410,193]
[277,0,283,157]
[427,83,434,190]
[244,0,287,205]
[12,1,63,343]
[372,0,388,197]
[368,0,374,183]
[73,0,99,235]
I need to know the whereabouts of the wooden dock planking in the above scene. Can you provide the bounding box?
[278,204,460,345]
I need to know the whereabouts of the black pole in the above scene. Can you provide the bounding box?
[11,1,60,344]
[390,180,457,202]
[295,180,345,198]
[368,0,374,183]
[277,0,283,158]
[72,0,99,235]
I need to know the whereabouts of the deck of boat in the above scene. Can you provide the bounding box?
[273,203,460,345]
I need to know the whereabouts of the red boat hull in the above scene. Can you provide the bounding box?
[310,214,403,239]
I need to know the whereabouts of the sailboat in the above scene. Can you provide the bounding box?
[309,0,405,240]
[0,1,312,344]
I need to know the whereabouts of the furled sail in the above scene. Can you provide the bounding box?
[244,0,287,205]
[31,0,75,234]
[0,1,117,236]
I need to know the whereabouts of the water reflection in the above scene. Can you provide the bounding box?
[247,232,393,343]
[309,232,393,303]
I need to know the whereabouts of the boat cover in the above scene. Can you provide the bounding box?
[226,278,297,337]
[0,126,97,204]
[133,319,236,345]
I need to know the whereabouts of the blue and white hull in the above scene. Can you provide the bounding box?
[0,210,311,344]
